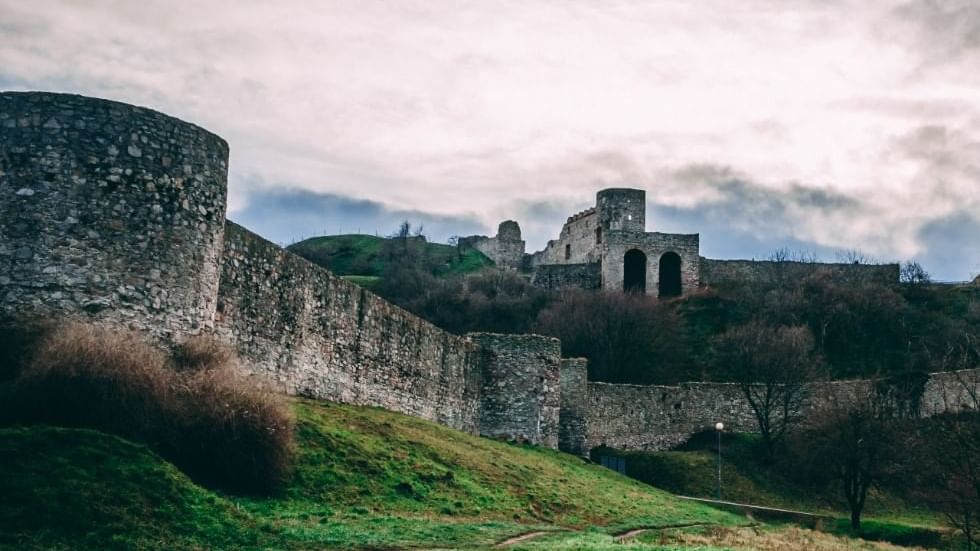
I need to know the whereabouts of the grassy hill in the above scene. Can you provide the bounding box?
[1,398,749,550]
[287,234,493,285]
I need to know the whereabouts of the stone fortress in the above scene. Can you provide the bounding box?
[462,189,899,297]
[2,92,976,460]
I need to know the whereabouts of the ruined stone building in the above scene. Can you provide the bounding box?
[462,188,898,296]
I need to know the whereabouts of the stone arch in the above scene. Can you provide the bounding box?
[658,252,682,298]
[623,249,647,293]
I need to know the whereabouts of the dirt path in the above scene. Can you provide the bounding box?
[494,531,553,547]
[613,522,722,543]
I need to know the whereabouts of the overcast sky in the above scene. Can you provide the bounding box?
[2,0,978,280]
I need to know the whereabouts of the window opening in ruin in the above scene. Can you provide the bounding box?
[623,249,646,293]
[595,227,602,244]
[658,251,682,298]
[564,244,571,260]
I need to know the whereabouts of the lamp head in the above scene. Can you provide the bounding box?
[715,422,725,431]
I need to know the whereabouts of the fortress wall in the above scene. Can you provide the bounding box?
[700,258,899,287]
[558,358,589,456]
[601,231,700,295]
[586,381,756,451]
[459,221,525,271]
[217,222,483,432]
[470,333,562,448]
[921,369,980,414]
[531,208,600,266]
[530,263,601,291]
[0,92,227,341]
[587,369,980,452]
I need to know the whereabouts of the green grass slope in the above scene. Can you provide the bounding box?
[0,426,267,551]
[287,234,493,283]
[0,399,742,550]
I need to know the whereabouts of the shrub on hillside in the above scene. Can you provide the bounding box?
[167,341,295,492]
[2,322,294,494]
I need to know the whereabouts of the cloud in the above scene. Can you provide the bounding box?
[1,0,977,279]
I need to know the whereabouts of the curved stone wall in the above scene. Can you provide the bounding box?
[0,92,228,340]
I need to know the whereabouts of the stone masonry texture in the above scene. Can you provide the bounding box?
[217,222,483,432]
[0,92,227,342]
[470,333,562,448]
[559,358,589,456]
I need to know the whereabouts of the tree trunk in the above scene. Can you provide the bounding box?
[850,508,861,531]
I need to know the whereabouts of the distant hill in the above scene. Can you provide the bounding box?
[287,234,493,287]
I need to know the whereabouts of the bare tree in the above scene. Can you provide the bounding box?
[715,322,822,459]
[899,261,931,285]
[908,336,980,548]
[789,383,899,530]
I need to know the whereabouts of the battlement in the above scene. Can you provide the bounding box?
[565,207,596,224]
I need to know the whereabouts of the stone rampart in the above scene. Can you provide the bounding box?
[587,381,756,451]
[471,333,562,448]
[559,358,589,456]
[0,92,227,341]
[217,222,483,432]
[0,92,566,448]
[531,208,601,266]
[586,369,980,452]
[701,258,899,287]
[530,263,601,291]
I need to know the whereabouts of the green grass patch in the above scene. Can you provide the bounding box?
[288,234,493,279]
[0,425,269,551]
[1,398,743,550]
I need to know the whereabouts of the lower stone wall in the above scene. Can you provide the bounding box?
[216,222,483,432]
[586,369,980,452]
[701,258,899,287]
[587,382,757,451]
[471,333,561,448]
[531,263,601,291]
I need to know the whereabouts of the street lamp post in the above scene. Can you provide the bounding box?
[715,422,724,501]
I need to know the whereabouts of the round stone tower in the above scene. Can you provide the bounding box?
[0,92,228,341]
[596,188,645,233]
[497,220,521,241]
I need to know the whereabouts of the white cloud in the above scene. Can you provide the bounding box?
[1,0,977,279]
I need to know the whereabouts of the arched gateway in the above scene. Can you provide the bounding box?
[623,249,646,293]
[658,252,682,298]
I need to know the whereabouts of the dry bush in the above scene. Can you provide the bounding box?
[171,334,236,372]
[169,354,295,493]
[3,322,294,494]
[8,322,174,439]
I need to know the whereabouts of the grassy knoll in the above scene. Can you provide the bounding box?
[0,398,744,550]
[287,234,493,283]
